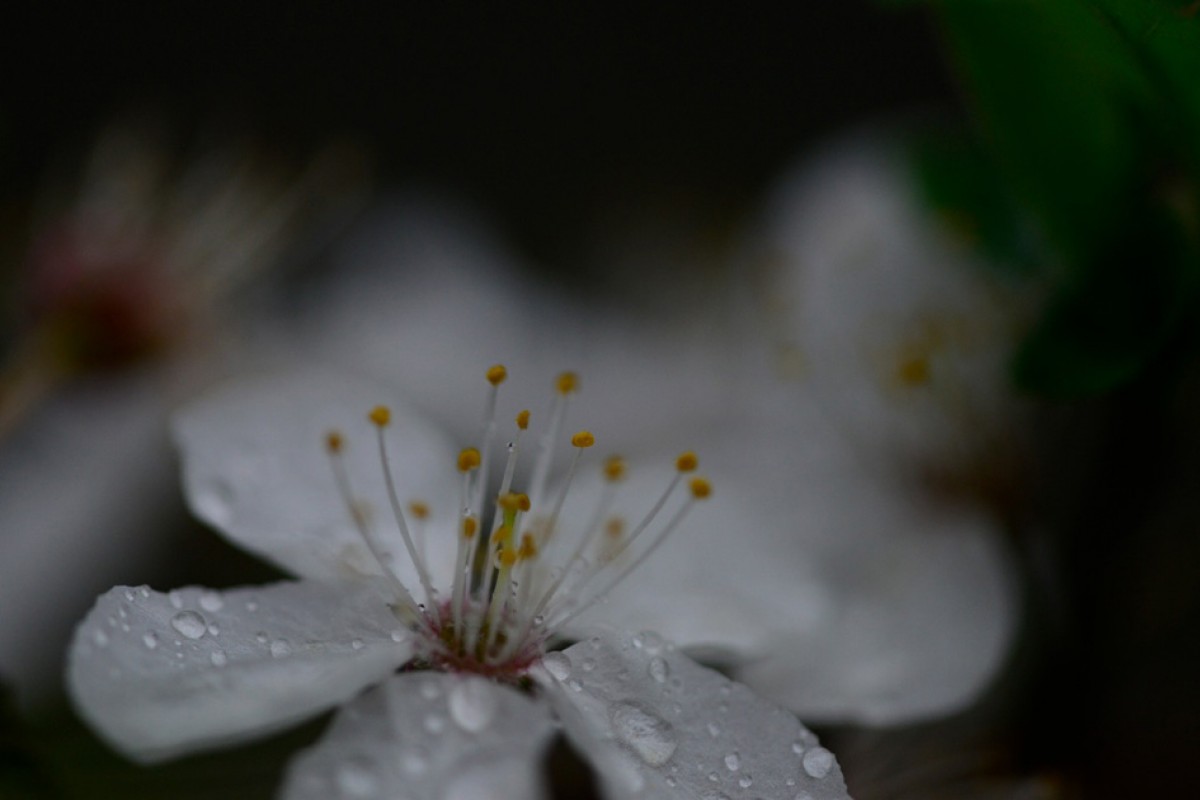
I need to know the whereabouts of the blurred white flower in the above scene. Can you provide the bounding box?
[291,198,1020,726]
[0,121,366,702]
[67,370,850,800]
[752,135,1038,499]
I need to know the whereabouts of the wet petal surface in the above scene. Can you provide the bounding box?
[281,672,554,800]
[68,580,411,762]
[173,371,460,585]
[536,629,851,800]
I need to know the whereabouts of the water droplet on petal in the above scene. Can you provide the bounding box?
[706,722,720,738]
[581,658,595,672]
[270,638,292,658]
[391,628,407,643]
[448,680,498,733]
[648,656,669,683]
[142,632,158,650]
[738,774,753,788]
[638,630,665,655]
[794,791,814,800]
[423,713,446,734]
[245,600,258,612]
[123,590,135,602]
[92,629,109,647]
[802,746,834,779]
[199,591,224,612]
[210,650,228,667]
[255,632,268,644]
[791,741,806,756]
[419,680,441,700]
[138,587,150,599]
[611,701,677,766]
[170,611,207,640]
[724,752,740,771]
[168,590,184,609]
[351,638,364,650]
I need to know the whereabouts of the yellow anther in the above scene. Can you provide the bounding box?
[896,355,932,387]
[486,364,508,385]
[604,456,626,482]
[499,547,519,568]
[408,500,429,520]
[461,516,478,539]
[571,430,596,448]
[498,492,529,512]
[556,371,579,395]
[518,533,538,561]
[605,516,625,538]
[675,451,698,472]
[516,409,530,430]
[457,447,481,472]
[325,431,344,453]
[369,405,392,427]
[689,477,713,499]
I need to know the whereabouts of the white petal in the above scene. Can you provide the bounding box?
[281,672,554,800]
[67,580,411,763]
[535,629,851,800]
[557,426,1018,724]
[173,371,460,586]
[757,136,1036,479]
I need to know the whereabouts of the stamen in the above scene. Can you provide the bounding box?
[322,429,424,624]
[527,371,578,512]
[370,407,440,612]
[408,500,430,566]
[552,475,713,630]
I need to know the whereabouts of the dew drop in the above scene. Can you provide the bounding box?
[448,680,498,733]
[791,741,806,756]
[419,680,441,700]
[255,632,268,644]
[351,638,364,651]
[245,600,258,612]
[142,632,158,650]
[138,587,150,599]
[724,752,740,771]
[581,657,595,672]
[391,628,407,643]
[168,590,184,609]
[802,746,834,779]
[638,630,665,655]
[270,638,292,658]
[706,722,721,738]
[210,650,228,667]
[170,611,207,640]
[611,701,677,766]
[794,792,814,800]
[123,589,135,602]
[567,679,583,692]
[199,591,224,612]
[541,652,571,681]
[92,629,109,647]
[738,774,753,788]
[648,656,669,683]
[206,623,220,636]
[423,713,446,734]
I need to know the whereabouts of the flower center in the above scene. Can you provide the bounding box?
[324,364,711,679]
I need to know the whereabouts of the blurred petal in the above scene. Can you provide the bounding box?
[536,629,851,800]
[281,672,554,800]
[173,371,460,585]
[67,580,411,762]
[558,422,1018,724]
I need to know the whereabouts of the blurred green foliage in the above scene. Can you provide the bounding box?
[908,0,1200,395]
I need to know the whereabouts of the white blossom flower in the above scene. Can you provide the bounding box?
[67,369,852,800]
[291,198,1020,726]
[750,135,1039,496]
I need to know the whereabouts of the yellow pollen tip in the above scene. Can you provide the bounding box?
[498,492,522,511]
[603,456,626,482]
[486,364,508,385]
[571,430,596,448]
[676,451,698,472]
[605,516,625,538]
[517,492,531,512]
[516,409,530,430]
[518,533,538,560]
[408,501,429,520]
[457,447,481,472]
[689,476,713,499]
[368,406,391,427]
[499,548,519,568]
[556,371,579,395]
[462,516,478,539]
[325,431,344,453]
